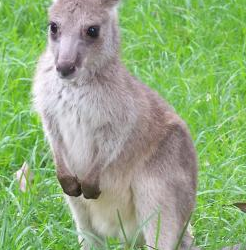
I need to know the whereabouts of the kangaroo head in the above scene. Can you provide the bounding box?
[48,0,120,79]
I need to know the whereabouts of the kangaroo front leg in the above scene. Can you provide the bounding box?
[52,140,82,197]
[56,162,82,197]
[42,118,82,197]
[81,164,101,199]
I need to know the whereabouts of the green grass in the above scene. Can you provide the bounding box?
[1,0,246,249]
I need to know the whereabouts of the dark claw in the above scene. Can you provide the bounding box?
[58,175,82,197]
[81,180,101,199]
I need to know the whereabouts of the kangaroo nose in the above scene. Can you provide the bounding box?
[56,62,76,77]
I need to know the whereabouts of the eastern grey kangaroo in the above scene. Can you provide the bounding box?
[33,0,198,249]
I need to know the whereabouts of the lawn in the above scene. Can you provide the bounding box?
[0,0,246,249]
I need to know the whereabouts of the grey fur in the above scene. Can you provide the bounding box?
[33,0,198,249]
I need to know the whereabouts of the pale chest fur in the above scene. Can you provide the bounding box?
[35,72,132,175]
[47,83,105,176]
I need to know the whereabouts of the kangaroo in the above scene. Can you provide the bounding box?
[33,0,198,249]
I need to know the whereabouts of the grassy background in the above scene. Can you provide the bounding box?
[1,0,246,249]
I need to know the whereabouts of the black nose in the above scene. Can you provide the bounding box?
[56,63,76,77]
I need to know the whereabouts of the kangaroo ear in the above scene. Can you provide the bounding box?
[101,0,120,8]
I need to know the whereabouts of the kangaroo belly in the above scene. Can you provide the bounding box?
[83,165,141,242]
[87,188,138,239]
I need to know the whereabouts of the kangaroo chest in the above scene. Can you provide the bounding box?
[45,83,108,176]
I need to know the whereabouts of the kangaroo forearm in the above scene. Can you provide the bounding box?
[56,160,82,197]
[81,164,102,199]
[50,136,82,197]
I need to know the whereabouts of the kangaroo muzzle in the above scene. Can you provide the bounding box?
[56,36,79,78]
[56,62,76,77]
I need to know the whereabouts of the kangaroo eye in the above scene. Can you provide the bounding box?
[50,22,58,35]
[87,26,100,38]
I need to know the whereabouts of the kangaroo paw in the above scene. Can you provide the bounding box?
[57,171,82,197]
[81,179,101,199]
